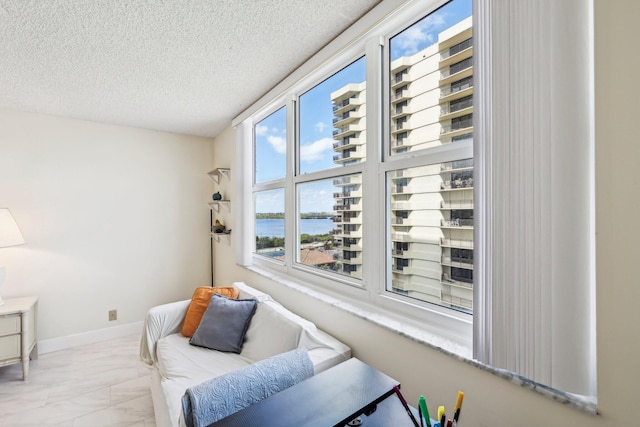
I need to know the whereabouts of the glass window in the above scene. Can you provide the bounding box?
[299,57,366,174]
[389,0,473,155]
[297,174,363,278]
[241,0,595,405]
[254,189,285,258]
[388,159,473,313]
[255,107,286,184]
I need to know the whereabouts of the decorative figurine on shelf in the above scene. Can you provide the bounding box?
[212,191,222,201]
[213,219,225,233]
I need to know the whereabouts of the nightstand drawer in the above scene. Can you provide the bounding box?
[0,334,20,360]
[0,315,20,336]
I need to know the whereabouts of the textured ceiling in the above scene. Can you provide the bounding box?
[0,0,381,137]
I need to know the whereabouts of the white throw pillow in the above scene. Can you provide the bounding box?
[240,301,303,362]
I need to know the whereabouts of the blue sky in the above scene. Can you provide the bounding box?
[255,0,471,214]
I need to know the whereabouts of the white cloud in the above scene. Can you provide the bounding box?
[267,135,286,154]
[299,182,335,213]
[300,137,334,162]
[255,189,284,213]
[394,12,446,56]
[255,124,268,136]
[314,121,327,133]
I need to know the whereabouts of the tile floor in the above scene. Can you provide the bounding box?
[0,334,155,426]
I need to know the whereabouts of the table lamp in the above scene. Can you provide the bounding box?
[0,208,26,305]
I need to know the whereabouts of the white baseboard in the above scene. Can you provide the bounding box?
[38,321,144,355]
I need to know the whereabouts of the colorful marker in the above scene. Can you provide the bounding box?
[393,386,420,427]
[438,406,446,427]
[419,395,431,427]
[453,391,464,425]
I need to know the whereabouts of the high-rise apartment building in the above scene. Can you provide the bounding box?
[331,17,474,311]
[330,83,366,278]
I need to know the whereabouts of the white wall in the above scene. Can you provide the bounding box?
[0,109,213,348]
[209,0,640,425]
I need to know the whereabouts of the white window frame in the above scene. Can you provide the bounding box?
[233,0,596,408]
[238,0,475,352]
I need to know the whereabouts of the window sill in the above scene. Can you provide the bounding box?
[243,264,598,415]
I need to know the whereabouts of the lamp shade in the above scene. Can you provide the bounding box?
[0,209,25,248]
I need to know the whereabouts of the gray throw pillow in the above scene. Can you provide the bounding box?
[189,294,258,353]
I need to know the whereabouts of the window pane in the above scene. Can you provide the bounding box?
[299,57,366,174]
[297,174,363,278]
[389,0,472,155]
[388,160,474,313]
[255,188,285,258]
[255,107,286,183]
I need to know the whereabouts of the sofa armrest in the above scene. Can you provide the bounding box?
[139,299,191,366]
[300,327,351,374]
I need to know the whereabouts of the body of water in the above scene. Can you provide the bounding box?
[256,218,334,237]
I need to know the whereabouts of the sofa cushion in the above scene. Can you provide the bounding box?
[155,333,253,427]
[189,295,257,353]
[240,301,303,363]
[181,287,240,337]
[156,334,251,382]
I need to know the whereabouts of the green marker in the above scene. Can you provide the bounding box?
[419,395,432,427]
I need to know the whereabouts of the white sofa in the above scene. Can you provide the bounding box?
[139,282,351,427]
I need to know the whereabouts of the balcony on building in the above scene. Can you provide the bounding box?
[439,96,473,121]
[333,148,364,164]
[342,212,358,223]
[332,108,363,128]
[440,237,474,250]
[333,123,363,139]
[439,35,473,68]
[341,254,363,265]
[391,119,413,134]
[391,279,409,291]
[442,271,473,287]
[391,69,412,90]
[391,136,406,151]
[391,102,412,120]
[441,158,473,172]
[440,291,473,310]
[391,88,411,103]
[439,81,473,103]
[331,83,366,115]
[333,135,362,151]
[440,218,474,229]
[392,264,409,274]
[439,60,473,87]
[441,256,474,269]
[342,237,360,249]
[332,175,361,187]
[391,231,415,242]
[440,199,474,210]
[440,177,474,191]
[440,123,473,140]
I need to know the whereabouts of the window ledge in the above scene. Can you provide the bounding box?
[244,264,598,415]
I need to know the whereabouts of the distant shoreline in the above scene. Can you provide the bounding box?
[256,212,333,220]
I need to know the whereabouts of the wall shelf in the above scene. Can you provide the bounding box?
[208,168,231,184]
[208,200,231,213]
[209,167,231,251]
[211,231,231,244]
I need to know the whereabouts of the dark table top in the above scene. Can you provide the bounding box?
[208,357,420,427]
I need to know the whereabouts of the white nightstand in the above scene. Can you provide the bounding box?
[0,296,38,380]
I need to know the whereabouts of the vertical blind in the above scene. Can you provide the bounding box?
[474,0,596,397]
